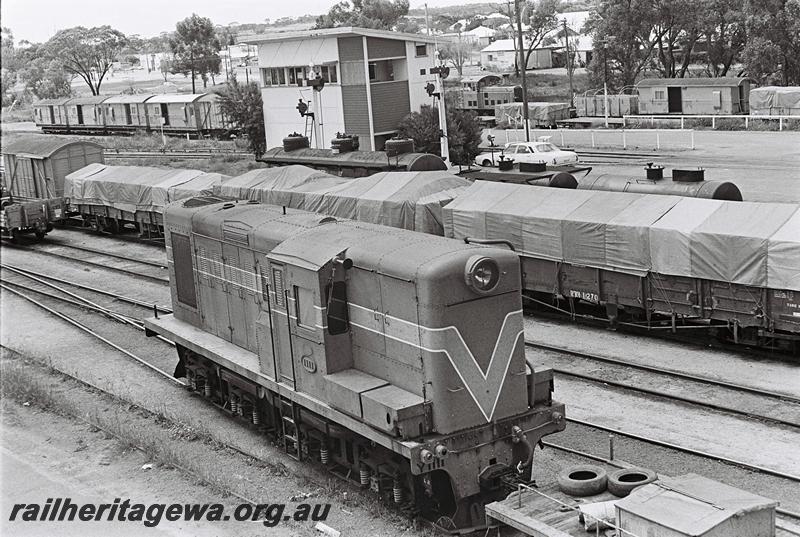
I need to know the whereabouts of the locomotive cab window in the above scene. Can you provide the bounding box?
[293,285,316,329]
[325,281,349,335]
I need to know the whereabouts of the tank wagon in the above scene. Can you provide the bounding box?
[1,137,104,240]
[143,198,565,529]
[444,181,800,348]
[260,134,447,178]
[33,92,234,138]
[579,165,743,201]
[64,164,230,235]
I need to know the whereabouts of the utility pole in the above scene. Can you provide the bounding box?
[433,52,449,161]
[425,3,431,35]
[515,0,530,142]
[563,18,574,110]
[603,41,609,128]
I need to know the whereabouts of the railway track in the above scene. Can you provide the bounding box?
[525,340,800,404]
[2,242,170,284]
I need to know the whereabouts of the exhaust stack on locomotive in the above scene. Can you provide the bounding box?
[144,198,565,530]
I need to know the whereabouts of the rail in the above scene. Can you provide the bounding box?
[622,114,800,131]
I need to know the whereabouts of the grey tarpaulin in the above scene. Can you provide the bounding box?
[444,181,800,290]
[215,166,471,235]
[749,86,800,115]
[65,163,229,213]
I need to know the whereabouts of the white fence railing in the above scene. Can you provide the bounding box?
[498,128,696,150]
[622,114,800,131]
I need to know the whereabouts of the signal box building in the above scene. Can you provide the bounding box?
[637,77,751,115]
[243,27,438,151]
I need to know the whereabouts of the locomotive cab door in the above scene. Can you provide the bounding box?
[267,263,295,386]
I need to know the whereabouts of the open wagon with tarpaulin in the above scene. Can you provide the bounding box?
[1,137,104,240]
[443,181,800,347]
[64,163,230,236]
[214,165,471,234]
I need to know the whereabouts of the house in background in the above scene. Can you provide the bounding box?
[480,39,552,71]
[637,77,751,115]
[441,26,497,48]
[242,27,437,151]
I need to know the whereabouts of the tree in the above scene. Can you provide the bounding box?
[499,0,560,76]
[702,0,747,77]
[742,0,800,85]
[44,26,127,95]
[170,14,221,93]
[439,35,475,76]
[315,0,410,30]
[652,0,705,78]
[217,76,265,157]
[396,103,482,166]
[1,27,18,106]
[585,1,667,91]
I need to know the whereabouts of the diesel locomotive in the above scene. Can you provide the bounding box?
[144,198,566,530]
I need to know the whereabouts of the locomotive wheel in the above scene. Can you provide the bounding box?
[557,465,607,497]
[90,218,103,234]
[607,468,657,497]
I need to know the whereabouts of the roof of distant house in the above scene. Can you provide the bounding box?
[240,26,437,45]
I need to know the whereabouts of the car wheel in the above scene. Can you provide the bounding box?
[482,159,493,167]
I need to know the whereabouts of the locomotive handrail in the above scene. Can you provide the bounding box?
[463,237,516,251]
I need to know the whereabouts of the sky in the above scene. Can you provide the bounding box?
[2,0,493,43]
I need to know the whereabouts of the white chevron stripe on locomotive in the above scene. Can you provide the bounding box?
[348,306,524,422]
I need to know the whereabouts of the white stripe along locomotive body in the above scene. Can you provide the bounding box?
[145,197,565,529]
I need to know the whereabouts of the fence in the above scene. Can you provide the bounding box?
[498,128,696,151]
[622,114,800,131]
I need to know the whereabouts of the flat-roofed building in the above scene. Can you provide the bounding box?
[241,27,438,151]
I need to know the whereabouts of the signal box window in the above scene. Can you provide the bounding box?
[415,44,427,57]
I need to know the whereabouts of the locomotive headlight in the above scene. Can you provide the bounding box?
[420,449,434,464]
[465,256,500,294]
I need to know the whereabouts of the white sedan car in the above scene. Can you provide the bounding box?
[475,141,579,167]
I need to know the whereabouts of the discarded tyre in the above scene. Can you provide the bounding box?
[557,465,608,497]
[607,468,657,497]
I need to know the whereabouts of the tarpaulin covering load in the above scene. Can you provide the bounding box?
[444,181,675,275]
[213,165,346,208]
[315,170,471,235]
[65,164,228,213]
[767,208,800,291]
[749,86,800,115]
[444,181,800,290]
[494,102,571,126]
[216,166,470,234]
[650,199,798,288]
